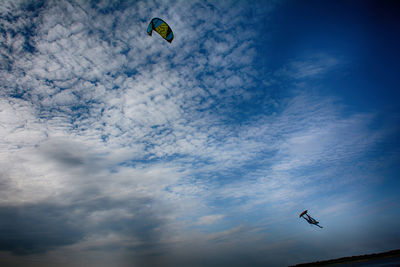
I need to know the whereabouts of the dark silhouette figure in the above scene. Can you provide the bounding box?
[299,210,323,228]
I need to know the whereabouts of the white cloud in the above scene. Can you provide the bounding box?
[195,214,225,225]
[276,53,339,80]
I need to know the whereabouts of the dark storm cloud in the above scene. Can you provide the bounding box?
[0,203,83,255]
[0,196,166,255]
[78,196,165,245]
[78,196,170,267]
[39,139,99,169]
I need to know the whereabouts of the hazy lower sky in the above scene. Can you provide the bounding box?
[1,0,399,266]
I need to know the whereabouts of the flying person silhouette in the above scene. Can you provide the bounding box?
[299,210,323,228]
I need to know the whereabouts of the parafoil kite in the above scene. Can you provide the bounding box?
[147,18,174,43]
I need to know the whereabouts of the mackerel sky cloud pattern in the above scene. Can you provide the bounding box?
[0,0,399,266]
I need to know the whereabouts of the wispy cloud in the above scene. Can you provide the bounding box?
[0,0,398,266]
[275,53,339,80]
[195,214,225,226]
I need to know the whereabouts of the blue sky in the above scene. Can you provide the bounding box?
[0,0,399,266]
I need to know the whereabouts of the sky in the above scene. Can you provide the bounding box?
[0,0,399,266]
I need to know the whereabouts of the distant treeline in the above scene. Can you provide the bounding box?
[289,249,400,267]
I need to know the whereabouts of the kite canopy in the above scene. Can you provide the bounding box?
[147,18,174,43]
[299,210,308,218]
